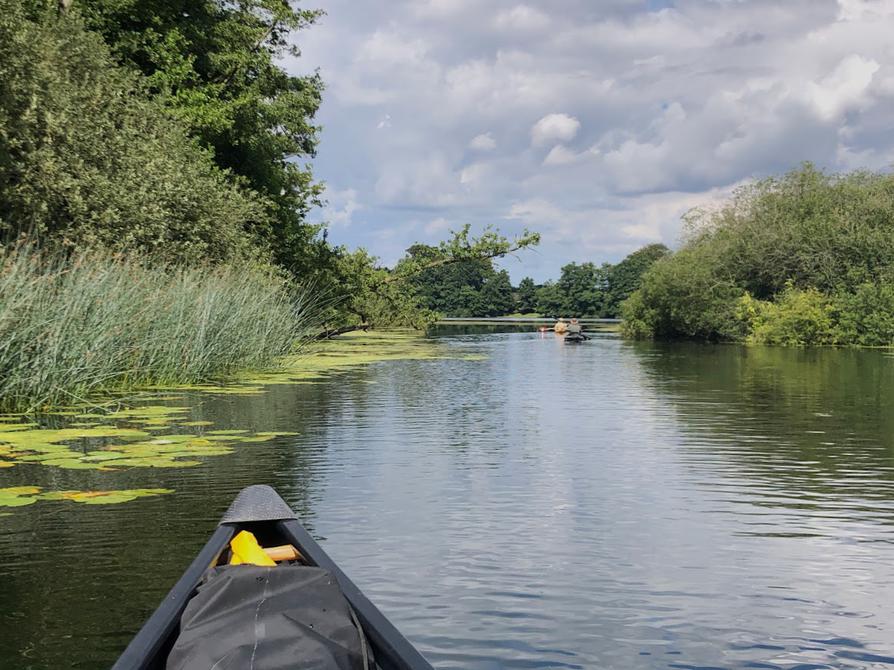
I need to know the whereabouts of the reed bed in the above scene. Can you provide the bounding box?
[0,247,317,411]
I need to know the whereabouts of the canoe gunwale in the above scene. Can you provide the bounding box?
[277,518,434,670]
[111,486,434,670]
[110,524,234,670]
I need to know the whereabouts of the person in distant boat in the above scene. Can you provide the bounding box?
[554,318,568,334]
[567,318,582,335]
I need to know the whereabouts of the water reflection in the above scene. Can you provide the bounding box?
[629,342,894,528]
[2,332,894,669]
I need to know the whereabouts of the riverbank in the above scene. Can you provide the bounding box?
[0,247,316,413]
[623,165,894,347]
[0,330,460,475]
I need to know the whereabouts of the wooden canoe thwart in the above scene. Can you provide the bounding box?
[112,485,433,670]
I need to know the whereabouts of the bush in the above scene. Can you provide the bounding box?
[832,283,894,346]
[739,284,837,346]
[621,247,746,340]
[622,164,894,345]
[0,246,316,411]
[0,3,267,263]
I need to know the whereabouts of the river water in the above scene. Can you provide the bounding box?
[2,329,894,669]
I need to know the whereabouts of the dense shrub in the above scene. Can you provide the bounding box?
[623,165,894,346]
[621,247,746,340]
[0,3,267,263]
[831,283,894,347]
[738,285,837,346]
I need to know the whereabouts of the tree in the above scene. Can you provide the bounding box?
[0,3,265,262]
[406,244,493,315]
[322,226,540,332]
[478,270,513,316]
[535,282,564,317]
[402,228,538,318]
[556,262,610,316]
[622,164,894,343]
[76,0,326,273]
[604,244,669,317]
[515,277,537,314]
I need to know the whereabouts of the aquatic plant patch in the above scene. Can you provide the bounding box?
[235,331,467,386]
[81,405,192,427]
[0,486,172,507]
[0,486,42,506]
[0,420,296,471]
[0,332,471,474]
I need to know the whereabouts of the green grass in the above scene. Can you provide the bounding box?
[0,246,318,412]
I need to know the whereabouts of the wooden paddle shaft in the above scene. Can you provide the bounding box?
[264,544,302,562]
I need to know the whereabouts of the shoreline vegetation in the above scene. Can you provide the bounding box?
[622,165,894,347]
[0,246,317,413]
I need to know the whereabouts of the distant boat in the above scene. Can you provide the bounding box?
[113,485,433,670]
[564,331,589,343]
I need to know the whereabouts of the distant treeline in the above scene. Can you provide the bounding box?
[624,164,894,347]
[408,243,668,318]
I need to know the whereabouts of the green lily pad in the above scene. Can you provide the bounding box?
[0,486,42,507]
[40,488,173,504]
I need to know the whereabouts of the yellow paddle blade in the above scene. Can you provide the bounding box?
[229,530,276,566]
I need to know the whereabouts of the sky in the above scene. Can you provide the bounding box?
[285,0,894,282]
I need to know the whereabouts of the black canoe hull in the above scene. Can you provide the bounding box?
[564,333,589,343]
[112,485,432,670]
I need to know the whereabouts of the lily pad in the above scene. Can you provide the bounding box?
[0,486,42,507]
[78,405,191,427]
[40,488,173,505]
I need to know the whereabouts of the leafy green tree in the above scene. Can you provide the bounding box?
[322,226,540,332]
[515,277,537,313]
[407,244,493,316]
[556,262,610,316]
[604,244,669,317]
[0,3,264,262]
[621,247,746,340]
[535,282,564,317]
[478,270,514,316]
[75,0,326,273]
[405,230,534,318]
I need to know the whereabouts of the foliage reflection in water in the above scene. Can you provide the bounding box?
[2,330,894,669]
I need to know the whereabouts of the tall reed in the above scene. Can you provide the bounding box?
[0,246,318,411]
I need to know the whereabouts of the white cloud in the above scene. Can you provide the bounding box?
[837,0,894,21]
[425,217,453,235]
[291,0,894,280]
[459,162,490,187]
[469,132,497,151]
[494,5,551,32]
[356,31,430,68]
[807,54,880,120]
[531,113,581,147]
[542,144,580,166]
[321,189,362,228]
[505,198,565,225]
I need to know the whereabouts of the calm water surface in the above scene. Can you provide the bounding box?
[2,330,894,669]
